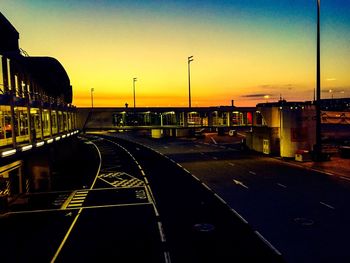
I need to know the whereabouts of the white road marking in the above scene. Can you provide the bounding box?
[71,196,86,200]
[212,156,218,160]
[233,179,249,189]
[52,139,102,262]
[210,137,217,144]
[69,200,84,204]
[277,183,287,188]
[320,201,335,210]
[228,162,235,167]
[157,222,166,242]
[254,231,282,256]
[249,171,256,175]
[340,176,350,182]
[200,152,205,155]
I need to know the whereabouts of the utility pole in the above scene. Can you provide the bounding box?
[91,88,94,109]
[133,77,137,110]
[188,56,193,108]
[315,0,322,160]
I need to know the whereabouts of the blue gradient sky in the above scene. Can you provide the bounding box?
[2,0,350,107]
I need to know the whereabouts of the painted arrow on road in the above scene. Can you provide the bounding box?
[233,179,249,189]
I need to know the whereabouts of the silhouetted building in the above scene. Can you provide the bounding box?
[0,12,20,54]
[0,12,78,203]
[319,98,350,111]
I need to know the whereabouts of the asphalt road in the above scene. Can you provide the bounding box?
[1,134,283,263]
[0,136,166,263]
[98,134,284,263]
[113,132,350,263]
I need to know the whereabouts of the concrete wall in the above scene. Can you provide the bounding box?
[246,126,280,155]
[280,105,316,157]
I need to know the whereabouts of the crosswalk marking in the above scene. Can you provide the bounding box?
[66,203,82,207]
[62,190,90,209]
[98,171,145,188]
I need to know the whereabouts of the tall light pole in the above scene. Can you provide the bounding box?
[133,77,137,110]
[91,88,94,109]
[188,56,194,108]
[315,0,322,159]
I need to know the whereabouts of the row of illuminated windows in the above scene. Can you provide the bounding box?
[0,105,76,148]
[113,111,253,127]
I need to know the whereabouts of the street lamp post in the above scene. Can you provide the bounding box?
[91,88,94,109]
[133,77,137,110]
[315,0,322,159]
[188,56,194,108]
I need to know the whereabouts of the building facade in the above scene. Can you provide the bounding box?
[246,100,317,157]
[0,12,78,205]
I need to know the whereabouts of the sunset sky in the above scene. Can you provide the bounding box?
[2,0,350,107]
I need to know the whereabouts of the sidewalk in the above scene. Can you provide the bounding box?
[201,133,350,180]
[287,156,350,180]
[196,132,350,180]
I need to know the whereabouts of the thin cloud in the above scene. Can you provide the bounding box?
[241,94,271,98]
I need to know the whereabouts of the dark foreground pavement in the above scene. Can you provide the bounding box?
[0,134,285,263]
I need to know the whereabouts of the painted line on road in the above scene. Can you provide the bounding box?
[97,177,117,187]
[61,191,76,209]
[249,171,256,175]
[164,252,171,263]
[202,183,214,193]
[277,183,287,188]
[144,177,150,185]
[157,221,166,242]
[1,202,150,216]
[104,137,172,262]
[340,176,350,182]
[52,138,103,262]
[71,195,86,202]
[320,201,335,210]
[183,168,191,174]
[228,162,235,167]
[230,209,249,224]
[51,208,83,262]
[210,137,217,144]
[280,159,337,177]
[212,156,218,160]
[74,193,88,197]
[199,152,205,155]
[254,231,282,256]
[233,179,249,189]
[214,193,228,205]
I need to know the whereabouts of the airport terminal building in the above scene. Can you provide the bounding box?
[0,12,78,202]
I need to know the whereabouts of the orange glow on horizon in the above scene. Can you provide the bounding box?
[2,2,349,108]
